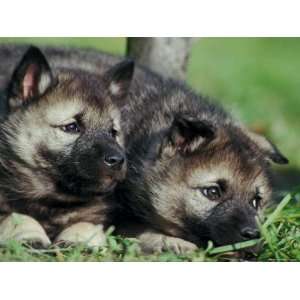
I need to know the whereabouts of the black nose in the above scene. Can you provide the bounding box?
[104,155,125,168]
[240,227,260,239]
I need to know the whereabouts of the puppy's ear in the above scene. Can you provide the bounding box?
[7,46,55,109]
[245,130,288,165]
[164,114,215,155]
[104,59,134,102]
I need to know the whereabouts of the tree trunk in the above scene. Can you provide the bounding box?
[126,37,193,81]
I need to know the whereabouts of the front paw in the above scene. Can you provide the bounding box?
[139,231,197,255]
[55,222,106,249]
[0,213,51,248]
[162,236,198,255]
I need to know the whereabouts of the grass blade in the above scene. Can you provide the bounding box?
[263,190,297,229]
[208,239,260,255]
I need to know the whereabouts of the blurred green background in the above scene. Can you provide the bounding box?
[0,38,299,174]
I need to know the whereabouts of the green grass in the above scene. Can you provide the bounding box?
[188,38,300,170]
[0,190,299,262]
[0,37,299,261]
[0,37,125,55]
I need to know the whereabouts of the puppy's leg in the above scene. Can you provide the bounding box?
[117,223,197,255]
[138,230,198,255]
[55,222,106,249]
[0,213,51,247]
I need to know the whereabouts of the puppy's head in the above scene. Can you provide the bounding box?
[142,113,288,246]
[3,46,134,199]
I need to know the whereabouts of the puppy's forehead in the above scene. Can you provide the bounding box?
[43,97,84,121]
[84,104,121,129]
[40,74,119,126]
[42,94,117,122]
[56,73,108,103]
[186,145,269,188]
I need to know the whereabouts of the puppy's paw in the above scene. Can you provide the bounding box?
[0,213,51,247]
[55,222,106,249]
[138,231,197,255]
[162,236,198,255]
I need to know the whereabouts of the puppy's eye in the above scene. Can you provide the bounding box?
[60,122,80,134]
[109,128,118,139]
[251,195,262,210]
[201,186,222,201]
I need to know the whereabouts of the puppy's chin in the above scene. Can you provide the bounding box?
[56,179,118,198]
[94,181,118,195]
[75,181,118,197]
